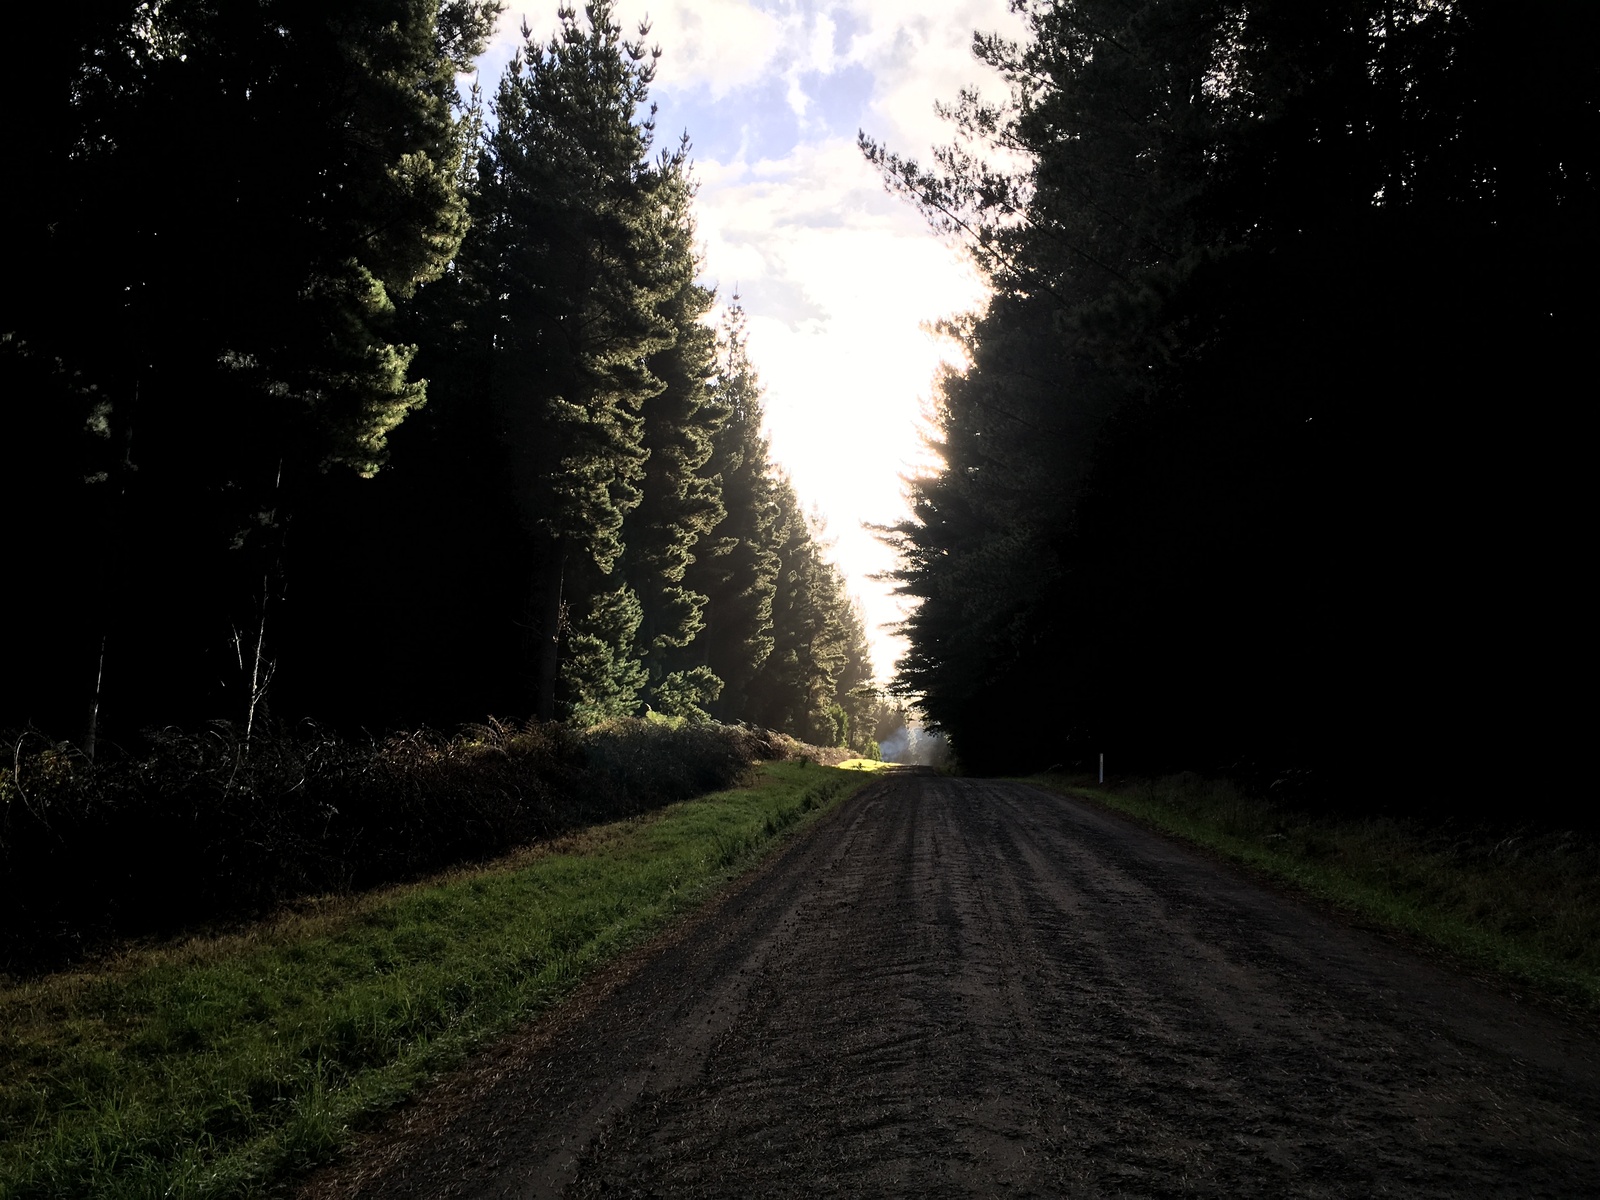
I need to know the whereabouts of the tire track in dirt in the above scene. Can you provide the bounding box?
[307,773,1600,1197]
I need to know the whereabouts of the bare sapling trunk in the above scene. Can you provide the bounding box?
[82,634,107,763]
[231,458,283,755]
[82,389,137,761]
[228,573,278,779]
[244,572,276,748]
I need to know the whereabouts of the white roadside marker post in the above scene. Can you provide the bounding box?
[1099,753,1104,784]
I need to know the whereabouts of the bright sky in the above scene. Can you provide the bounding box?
[476,0,1025,681]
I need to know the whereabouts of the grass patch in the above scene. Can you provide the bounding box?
[834,758,900,773]
[0,762,868,1199]
[1028,772,1600,1013]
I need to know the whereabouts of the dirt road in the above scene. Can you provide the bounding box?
[308,773,1600,1197]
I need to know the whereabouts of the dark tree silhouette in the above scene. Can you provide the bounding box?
[869,0,1596,812]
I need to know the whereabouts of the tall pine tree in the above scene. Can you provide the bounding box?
[466,0,674,721]
[0,0,500,741]
[686,304,781,722]
[621,150,730,721]
[870,0,1597,809]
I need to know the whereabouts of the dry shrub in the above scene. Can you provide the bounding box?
[750,729,855,766]
[0,717,770,972]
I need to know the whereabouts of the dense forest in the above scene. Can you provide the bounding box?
[2,0,892,756]
[867,0,1595,814]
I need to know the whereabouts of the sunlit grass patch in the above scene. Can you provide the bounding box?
[835,758,900,772]
[1029,772,1600,1013]
[0,762,869,1199]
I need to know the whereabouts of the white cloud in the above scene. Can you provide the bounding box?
[485,1,786,99]
[624,0,785,97]
[690,135,987,676]
[841,0,1026,158]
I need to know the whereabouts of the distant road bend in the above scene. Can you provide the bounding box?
[307,773,1600,1198]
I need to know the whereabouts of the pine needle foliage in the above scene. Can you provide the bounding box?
[867,0,1596,813]
[1,1,881,762]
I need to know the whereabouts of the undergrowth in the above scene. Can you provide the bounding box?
[0,761,865,1199]
[0,718,812,972]
[1032,771,1600,1012]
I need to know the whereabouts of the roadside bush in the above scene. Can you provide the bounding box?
[0,717,783,972]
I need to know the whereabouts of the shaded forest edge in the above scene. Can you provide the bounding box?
[1032,773,1600,1015]
[4,0,900,765]
[866,0,1595,824]
[0,718,844,975]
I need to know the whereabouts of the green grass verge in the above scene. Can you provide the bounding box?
[1027,772,1600,1014]
[0,762,869,1199]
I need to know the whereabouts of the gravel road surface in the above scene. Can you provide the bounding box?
[305,772,1600,1197]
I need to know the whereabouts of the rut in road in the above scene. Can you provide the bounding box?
[307,773,1600,1198]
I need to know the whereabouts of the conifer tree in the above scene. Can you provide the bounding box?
[745,481,858,744]
[870,0,1597,801]
[685,305,781,721]
[467,0,674,721]
[830,598,878,754]
[1,0,499,738]
[620,150,730,721]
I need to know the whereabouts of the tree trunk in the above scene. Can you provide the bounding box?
[535,545,566,721]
